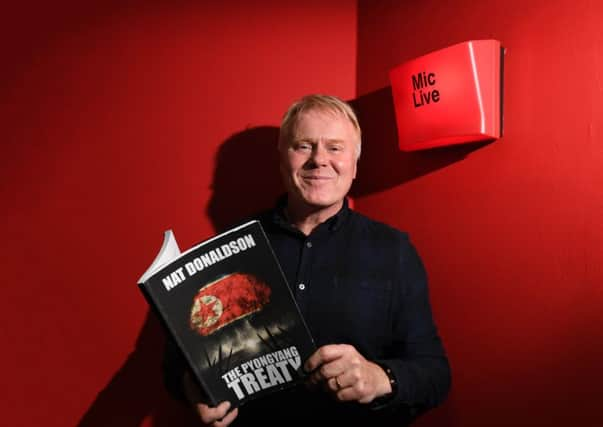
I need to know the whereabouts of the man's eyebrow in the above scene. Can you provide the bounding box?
[294,138,345,143]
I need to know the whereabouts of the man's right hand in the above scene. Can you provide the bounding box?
[194,401,238,427]
[183,371,239,426]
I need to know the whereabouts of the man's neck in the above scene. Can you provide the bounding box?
[286,198,344,236]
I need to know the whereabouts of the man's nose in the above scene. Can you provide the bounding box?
[310,144,328,165]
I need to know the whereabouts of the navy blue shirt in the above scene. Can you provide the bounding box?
[164,199,450,426]
[237,199,450,425]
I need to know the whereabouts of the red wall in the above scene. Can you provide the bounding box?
[4,1,602,426]
[0,1,356,426]
[355,1,603,426]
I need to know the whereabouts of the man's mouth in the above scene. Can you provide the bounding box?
[301,175,332,180]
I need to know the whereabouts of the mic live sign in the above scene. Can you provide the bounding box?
[389,39,503,151]
[412,71,440,108]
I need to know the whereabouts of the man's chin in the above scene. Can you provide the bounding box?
[299,197,343,211]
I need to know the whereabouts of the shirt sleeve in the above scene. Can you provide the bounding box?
[372,233,451,416]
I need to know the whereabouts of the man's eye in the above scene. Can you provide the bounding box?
[296,144,311,150]
[328,145,343,152]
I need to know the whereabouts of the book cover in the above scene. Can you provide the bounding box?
[138,220,316,407]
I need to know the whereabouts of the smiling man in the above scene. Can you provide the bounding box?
[278,98,360,234]
[168,95,451,427]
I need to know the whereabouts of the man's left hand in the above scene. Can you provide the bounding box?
[304,344,392,404]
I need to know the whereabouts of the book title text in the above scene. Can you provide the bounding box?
[221,346,301,400]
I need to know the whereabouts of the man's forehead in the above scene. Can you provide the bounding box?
[293,109,356,137]
[296,108,347,123]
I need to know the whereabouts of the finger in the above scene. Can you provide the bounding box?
[318,358,345,379]
[332,369,364,395]
[334,386,357,402]
[196,401,231,425]
[325,376,357,402]
[333,371,375,404]
[304,344,347,373]
[307,369,322,386]
[307,358,345,385]
[326,376,342,392]
[212,407,239,427]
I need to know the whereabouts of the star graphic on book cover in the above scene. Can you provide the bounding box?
[190,273,271,336]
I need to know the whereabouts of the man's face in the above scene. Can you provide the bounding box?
[280,109,359,211]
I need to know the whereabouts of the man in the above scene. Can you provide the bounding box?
[165,94,451,426]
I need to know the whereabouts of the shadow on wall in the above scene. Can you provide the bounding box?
[76,311,200,427]
[350,87,490,198]
[207,126,284,231]
[77,127,282,427]
[78,91,482,426]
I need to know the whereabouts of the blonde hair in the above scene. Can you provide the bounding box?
[278,94,362,158]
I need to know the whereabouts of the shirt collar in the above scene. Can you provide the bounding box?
[271,195,351,235]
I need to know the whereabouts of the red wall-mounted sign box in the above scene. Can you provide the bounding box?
[389,39,504,151]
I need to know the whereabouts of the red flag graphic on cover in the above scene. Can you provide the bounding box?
[190,273,271,336]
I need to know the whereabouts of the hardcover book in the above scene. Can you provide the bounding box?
[138,220,316,407]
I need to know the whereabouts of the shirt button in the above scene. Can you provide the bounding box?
[298,283,306,290]
[306,241,313,248]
